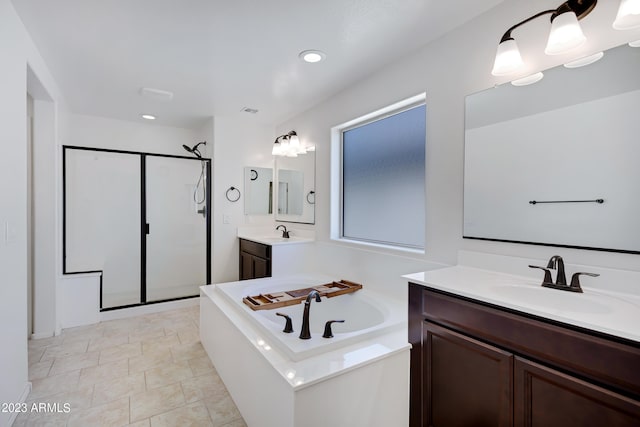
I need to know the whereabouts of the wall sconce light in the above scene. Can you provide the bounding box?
[492,0,640,76]
[272,131,309,157]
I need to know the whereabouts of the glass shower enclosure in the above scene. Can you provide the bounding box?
[63,146,211,310]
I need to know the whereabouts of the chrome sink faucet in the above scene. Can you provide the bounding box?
[276,225,290,238]
[299,290,321,340]
[529,255,599,293]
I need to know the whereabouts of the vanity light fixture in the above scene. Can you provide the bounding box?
[511,72,545,86]
[272,131,309,157]
[564,51,604,68]
[492,0,637,76]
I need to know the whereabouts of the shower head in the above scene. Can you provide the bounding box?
[183,141,206,158]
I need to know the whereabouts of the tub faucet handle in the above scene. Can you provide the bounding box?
[322,320,345,339]
[276,312,294,333]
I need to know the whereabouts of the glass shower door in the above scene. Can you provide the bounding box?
[145,156,208,302]
[64,149,142,309]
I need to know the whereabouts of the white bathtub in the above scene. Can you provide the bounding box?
[200,274,410,427]
[216,275,404,361]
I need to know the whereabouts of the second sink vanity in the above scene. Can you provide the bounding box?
[237,227,315,280]
[405,262,640,426]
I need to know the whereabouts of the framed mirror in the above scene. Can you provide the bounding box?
[275,151,315,224]
[244,167,273,215]
[464,43,640,253]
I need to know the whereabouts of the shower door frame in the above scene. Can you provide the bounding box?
[62,145,212,311]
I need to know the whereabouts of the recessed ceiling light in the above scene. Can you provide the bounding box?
[564,51,604,68]
[141,114,156,120]
[511,72,544,86]
[299,50,326,63]
[630,39,640,47]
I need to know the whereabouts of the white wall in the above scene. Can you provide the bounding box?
[0,0,66,424]
[276,0,640,276]
[211,115,275,283]
[67,113,202,156]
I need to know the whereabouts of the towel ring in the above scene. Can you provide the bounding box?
[306,190,315,204]
[226,186,241,202]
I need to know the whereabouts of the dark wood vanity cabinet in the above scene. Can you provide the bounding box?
[409,283,640,427]
[239,239,271,280]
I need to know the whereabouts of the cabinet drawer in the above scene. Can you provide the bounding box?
[419,286,640,398]
[239,239,271,259]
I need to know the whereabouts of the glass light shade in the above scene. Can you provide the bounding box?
[289,133,300,149]
[272,141,282,156]
[613,0,640,30]
[630,39,640,47]
[511,72,544,86]
[491,39,524,76]
[545,11,586,55]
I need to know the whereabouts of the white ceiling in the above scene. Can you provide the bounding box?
[13,0,504,128]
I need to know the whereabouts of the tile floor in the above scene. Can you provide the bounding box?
[16,305,246,427]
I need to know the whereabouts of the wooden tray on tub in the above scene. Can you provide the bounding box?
[242,279,362,311]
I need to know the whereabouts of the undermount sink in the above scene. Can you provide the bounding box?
[489,284,618,314]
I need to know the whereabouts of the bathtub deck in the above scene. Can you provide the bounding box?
[200,282,410,427]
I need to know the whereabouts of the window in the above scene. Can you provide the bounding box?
[340,101,426,249]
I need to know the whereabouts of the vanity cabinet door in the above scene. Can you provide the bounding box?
[252,256,269,278]
[239,251,254,280]
[423,321,513,427]
[239,239,271,280]
[514,357,640,427]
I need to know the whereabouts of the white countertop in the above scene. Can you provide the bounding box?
[404,266,640,343]
[237,227,315,246]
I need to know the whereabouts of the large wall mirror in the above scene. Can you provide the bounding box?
[464,43,640,253]
[275,151,315,224]
[244,167,273,215]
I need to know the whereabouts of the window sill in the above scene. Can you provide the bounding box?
[330,237,425,257]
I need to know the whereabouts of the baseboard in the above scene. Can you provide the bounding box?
[7,382,32,426]
[30,331,55,340]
